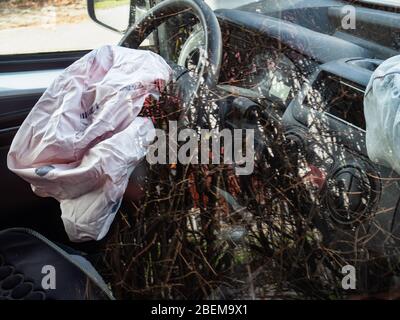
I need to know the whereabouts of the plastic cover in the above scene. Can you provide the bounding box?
[364,55,400,174]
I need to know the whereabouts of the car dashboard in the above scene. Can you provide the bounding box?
[217,23,313,114]
[209,9,400,265]
[0,0,399,296]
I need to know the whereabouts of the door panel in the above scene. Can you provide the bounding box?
[0,53,86,242]
[0,51,89,72]
[0,143,67,242]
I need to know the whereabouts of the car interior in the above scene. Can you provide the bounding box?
[0,0,400,299]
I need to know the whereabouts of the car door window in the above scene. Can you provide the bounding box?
[0,0,122,55]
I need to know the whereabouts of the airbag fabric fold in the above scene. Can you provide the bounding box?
[7,45,172,242]
[364,55,400,174]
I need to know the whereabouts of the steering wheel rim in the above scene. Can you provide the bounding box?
[119,0,222,89]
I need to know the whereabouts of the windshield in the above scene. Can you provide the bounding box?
[205,0,400,9]
[360,0,400,5]
[205,0,257,9]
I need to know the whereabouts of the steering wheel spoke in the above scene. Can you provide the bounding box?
[119,0,222,90]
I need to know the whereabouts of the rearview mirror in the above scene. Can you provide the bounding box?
[87,0,134,33]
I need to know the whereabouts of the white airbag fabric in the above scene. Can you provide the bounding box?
[364,55,400,174]
[7,45,172,242]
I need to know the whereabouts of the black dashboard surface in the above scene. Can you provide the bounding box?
[210,1,399,121]
[216,8,374,63]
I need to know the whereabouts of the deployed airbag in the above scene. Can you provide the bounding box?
[364,55,400,174]
[7,45,172,242]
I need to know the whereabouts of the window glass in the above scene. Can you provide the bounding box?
[359,0,400,6]
[0,0,122,55]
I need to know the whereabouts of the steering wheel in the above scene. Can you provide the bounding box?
[119,0,223,91]
[119,0,223,203]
